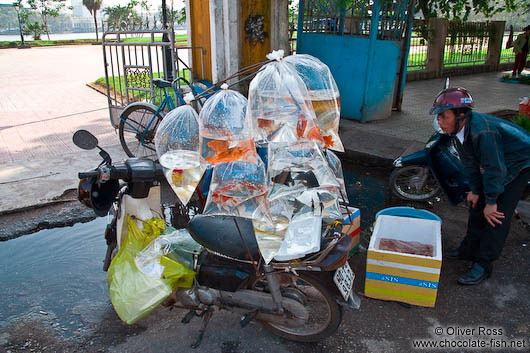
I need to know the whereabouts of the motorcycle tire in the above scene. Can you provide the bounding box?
[248,272,342,342]
[390,165,441,201]
[118,103,163,159]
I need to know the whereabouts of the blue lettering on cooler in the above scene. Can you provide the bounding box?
[366,272,438,289]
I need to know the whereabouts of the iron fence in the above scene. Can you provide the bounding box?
[443,21,491,67]
[102,29,202,129]
[407,20,427,71]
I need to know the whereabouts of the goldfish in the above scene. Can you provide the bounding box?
[296,114,307,137]
[258,118,273,128]
[323,135,334,148]
[207,140,229,154]
[171,169,184,185]
[307,126,324,143]
[205,146,251,164]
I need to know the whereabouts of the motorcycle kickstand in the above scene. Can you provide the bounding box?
[240,310,259,328]
[190,307,214,349]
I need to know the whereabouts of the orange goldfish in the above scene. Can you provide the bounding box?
[307,126,324,142]
[171,169,184,185]
[207,140,229,154]
[205,146,251,164]
[323,135,334,148]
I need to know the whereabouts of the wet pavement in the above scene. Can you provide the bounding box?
[1,164,529,353]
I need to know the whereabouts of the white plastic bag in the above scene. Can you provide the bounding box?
[284,54,344,152]
[247,50,324,147]
[199,86,257,165]
[154,103,206,205]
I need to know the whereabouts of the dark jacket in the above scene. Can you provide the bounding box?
[461,112,530,204]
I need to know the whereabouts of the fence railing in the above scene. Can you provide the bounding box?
[407,20,427,71]
[443,21,491,67]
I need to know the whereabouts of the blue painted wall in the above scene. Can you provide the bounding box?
[297,33,400,122]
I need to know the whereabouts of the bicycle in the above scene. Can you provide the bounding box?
[118,77,189,158]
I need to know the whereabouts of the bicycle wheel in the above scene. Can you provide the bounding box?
[118,103,164,159]
[389,165,441,201]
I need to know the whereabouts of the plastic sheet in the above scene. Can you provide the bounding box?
[203,158,269,220]
[199,87,257,165]
[325,150,349,204]
[154,104,206,205]
[284,54,344,152]
[274,215,322,261]
[107,216,195,325]
[247,51,324,146]
[135,227,200,278]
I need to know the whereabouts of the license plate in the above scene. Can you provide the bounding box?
[333,261,354,301]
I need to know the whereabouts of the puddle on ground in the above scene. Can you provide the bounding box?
[0,217,110,334]
[0,164,398,336]
[343,165,394,227]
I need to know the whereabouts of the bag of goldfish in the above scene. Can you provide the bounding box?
[247,50,324,147]
[154,96,206,206]
[284,54,344,152]
[199,84,257,166]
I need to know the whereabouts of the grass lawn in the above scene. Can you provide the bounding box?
[94,70,191,107]
[0,34,188,49]
[0,38,99,49]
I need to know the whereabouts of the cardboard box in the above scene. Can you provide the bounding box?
[342,207,361,256]
[364,215,442,307]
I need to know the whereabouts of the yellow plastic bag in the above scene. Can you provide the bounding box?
[107,216,175,324]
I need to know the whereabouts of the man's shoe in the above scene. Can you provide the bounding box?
[457,263,490,285]
[444,249,461,259]
[443,248,474,260]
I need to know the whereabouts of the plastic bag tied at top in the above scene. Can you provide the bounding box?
[154,104,206,206]
[199,87,257,165]
[267,141,341,220]
[203,157,270,221]
[284,54,344,152]
[107,217,195,325]
[247,50,324,147]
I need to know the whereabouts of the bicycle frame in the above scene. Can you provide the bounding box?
[121,86,182,149]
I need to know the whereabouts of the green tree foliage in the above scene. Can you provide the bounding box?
[415,0,528,22]
[158,0,186,31]
[82,0,102,41]
[23,17,46,39]
[103,1,141,31]
[26,0,69,40]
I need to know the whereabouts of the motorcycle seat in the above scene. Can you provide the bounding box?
[187,215,260,261]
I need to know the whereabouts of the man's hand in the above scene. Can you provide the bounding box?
[466,192,479,208]
[484,203,505,227]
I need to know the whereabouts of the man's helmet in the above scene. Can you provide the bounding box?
[78,177,119,217]
[429,87,474,115]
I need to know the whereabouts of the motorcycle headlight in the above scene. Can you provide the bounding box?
[393,157,403,168]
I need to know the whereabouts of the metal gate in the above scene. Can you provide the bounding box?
[102,29,206,128]
[296,0,414,122]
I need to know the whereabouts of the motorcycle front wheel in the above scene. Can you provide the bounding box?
[249,272,342,342]
[390,165,441,201]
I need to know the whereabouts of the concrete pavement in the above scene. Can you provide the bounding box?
[0,44,529,214]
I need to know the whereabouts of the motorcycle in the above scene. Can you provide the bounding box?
[389,119,470,205]
[74,129,360,347]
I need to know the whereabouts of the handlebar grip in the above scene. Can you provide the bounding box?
[78,171,99,179]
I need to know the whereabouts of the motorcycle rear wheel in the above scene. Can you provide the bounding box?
[390,165,441,201]
[249,272,342,342]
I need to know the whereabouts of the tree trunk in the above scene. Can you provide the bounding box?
[41,14,50,40]
[93,12,99,41]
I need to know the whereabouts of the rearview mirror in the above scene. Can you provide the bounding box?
[73,130,99,150]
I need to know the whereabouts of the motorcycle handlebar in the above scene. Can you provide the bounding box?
[78,160,165,183]
[78,170,99,179]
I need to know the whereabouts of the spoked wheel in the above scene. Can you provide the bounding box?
[249,272,342,342]
[118,103,163,159]
[389,165,441,201]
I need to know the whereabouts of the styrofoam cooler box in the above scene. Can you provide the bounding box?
[341,207,360,256]
[364,215,442,307]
